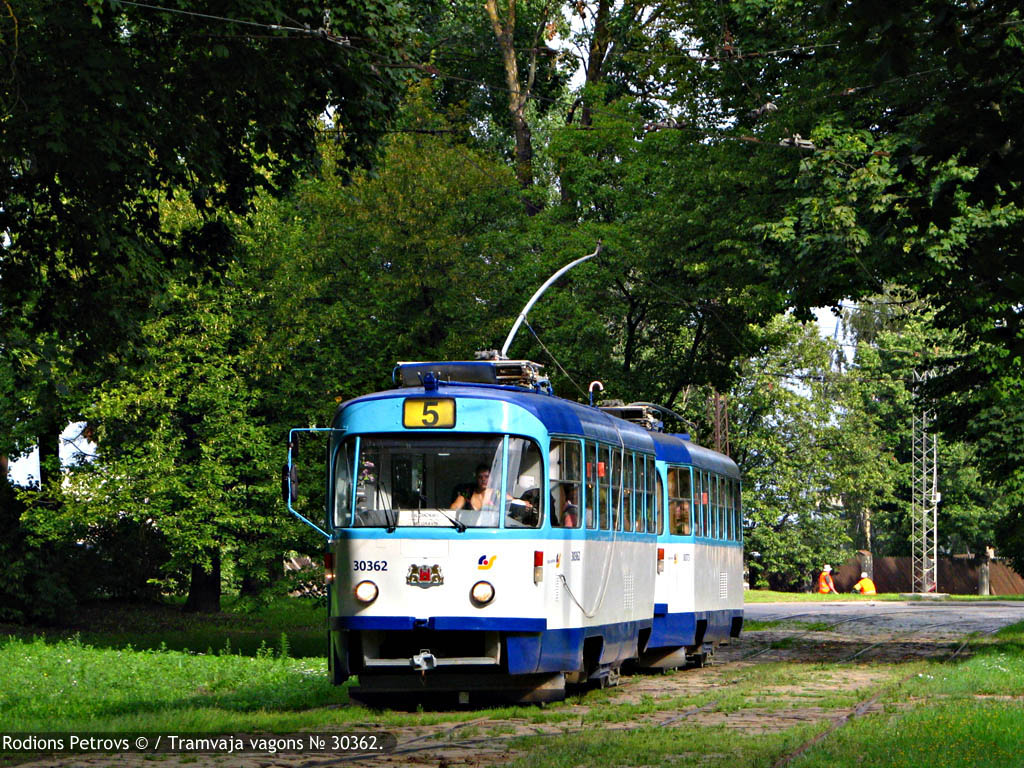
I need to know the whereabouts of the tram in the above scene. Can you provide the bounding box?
[285,360,743,704]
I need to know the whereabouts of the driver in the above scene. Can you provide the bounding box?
[450,464,534,514]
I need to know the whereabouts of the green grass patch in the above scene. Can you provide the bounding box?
[0,596,326,658]
[789,620,1024,767]
[744,590,902,603]
[506,721,828,768]
[790,700,1024,768]
[745,619,835,632]
[0,635,350,731]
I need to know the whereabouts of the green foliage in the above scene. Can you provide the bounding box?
[729,317,858,589]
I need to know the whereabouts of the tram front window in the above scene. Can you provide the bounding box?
[338,435,542,529]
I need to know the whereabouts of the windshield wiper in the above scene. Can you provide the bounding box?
[419,492,465,533]
[436,509,467,533]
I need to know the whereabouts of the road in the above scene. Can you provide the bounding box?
[744,599,1024,638]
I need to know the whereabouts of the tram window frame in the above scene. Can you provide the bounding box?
[609,447,621,531]
[630,454,638,532]
[622,451,634,532]
[505,437,544,529]
[716,475,723,540]
[668,467,692,536]
[678,467,694,536]
[584,441,597,529]
[729,479,737,540]
[734,479,742,542]
[332,438,356,527]
[722,478,731,540]
[549,438,582,529]
[704,473,712,536]
[599,444,611,530]
[694,471,702,537]
[712,474,720,540]
[656,469,665,535]
[645,455,656,533]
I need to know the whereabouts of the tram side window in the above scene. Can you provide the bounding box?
[630,454,638,532]
[645,455,656,533]
[729,479,737,540]
[609,447,621,530]
[618,454,626,532]
[585,442,598,529]
[506,437,543,528]
[668,467,692,536]
[692,471,701,536]
[332,439,355,527]
[550,439,582,528]
[700,471,710,538]
[599,445,610,529]
[722,478,732,540]
[716,475,724,540]
[656,470,665,535]
[733,481,741,540]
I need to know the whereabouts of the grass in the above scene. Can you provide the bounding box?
[2,598,1023,766]
[787,621,1024,768]
[744,619,835,632]
[0,596,326,657]
[506,721,829,768]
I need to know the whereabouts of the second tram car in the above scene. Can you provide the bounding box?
[285,359,742,704]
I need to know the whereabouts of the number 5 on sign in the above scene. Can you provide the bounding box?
[403,398,456,429]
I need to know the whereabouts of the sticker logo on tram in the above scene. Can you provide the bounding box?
[477,555,497,570]
[407,563,444,587]
[555,554,561,568]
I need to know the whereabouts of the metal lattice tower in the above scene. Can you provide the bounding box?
[910,374,939,593]
[707,391,731,457]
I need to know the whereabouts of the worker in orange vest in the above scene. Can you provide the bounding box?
[817,564,838,594]
[853,572,877,595]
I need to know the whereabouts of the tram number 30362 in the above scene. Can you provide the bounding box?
[353,560,389,572]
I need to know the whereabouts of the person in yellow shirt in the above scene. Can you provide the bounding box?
[852,571,877,595]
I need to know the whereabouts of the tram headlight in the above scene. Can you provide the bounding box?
[354,580,379,604]
[470,580,495,606]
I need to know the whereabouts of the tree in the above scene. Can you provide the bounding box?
[0,0,409,491]
[727,316,855,589]
[61,265,283,612]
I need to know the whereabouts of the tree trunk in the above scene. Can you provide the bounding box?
[240,553,282,598]
[860,507,873,551]
[978,546,994,596]
[37,385,63,491]
[581,0,612,127]
[484,0,541,212]
[0,454,8,482]
[184,548,222,612]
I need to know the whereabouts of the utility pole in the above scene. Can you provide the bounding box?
[910,372,940,593]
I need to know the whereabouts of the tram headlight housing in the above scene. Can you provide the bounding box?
[470,580,495,606]
[354,580,379,604]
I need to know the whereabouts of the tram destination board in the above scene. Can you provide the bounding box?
[402,398,456,429]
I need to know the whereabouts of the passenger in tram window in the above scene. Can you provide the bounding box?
[561,484,579,528]
[450,464,534,514]
[671,499,691,536]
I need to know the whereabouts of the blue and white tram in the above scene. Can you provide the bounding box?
[643,433,744,668]
[285,360,742,704]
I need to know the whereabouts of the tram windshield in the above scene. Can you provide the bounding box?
[335,435,543,529]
